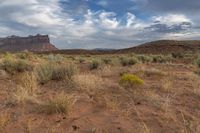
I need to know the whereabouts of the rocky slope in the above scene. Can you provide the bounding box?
[116,40,200,54]
[0,34,58,52]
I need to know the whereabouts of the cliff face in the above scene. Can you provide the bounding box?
[0,34,58,52]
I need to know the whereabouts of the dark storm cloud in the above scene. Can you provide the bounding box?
[145,22,192,33]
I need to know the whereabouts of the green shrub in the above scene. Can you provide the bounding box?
[171,52,184,59]
[1,58,32,74]
[119,74,144,88]
[195,58,200,68]
[47,54,63,63]
[194,69,200,76]
[89,60,100,70]
[79,58,85,63]
[38,93,75,115]
[63,64,77,80]
[36,63,54,84]
[16,51,32,59]
[137,55,153,63]
[102,58,112,64]
[120,57,138,66]
[36,63,77,84]
[152,55,171,63]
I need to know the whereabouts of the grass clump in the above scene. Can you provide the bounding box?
[171,52,184,59]
[152,55,171,63]
[52,64,76,81]
[194,69,200,76]
[0,112,10,131]
[120,57,138,66]
[119,74,144,88]
[38,92,75,115]
[89,60,100,70]
[137,55,153,63]
[36,63,77,84]
[14,72,38,104]
[195,57,200,68]
[36,63,54,84]
[79,58,85,63]
[102,58,112,64]
[1,58,32,74]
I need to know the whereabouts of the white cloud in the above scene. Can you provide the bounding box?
[0,0,198,49]
[152,14,191,25]
[97,0,108,7]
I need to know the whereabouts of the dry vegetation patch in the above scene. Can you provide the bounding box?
[38,92,76,115]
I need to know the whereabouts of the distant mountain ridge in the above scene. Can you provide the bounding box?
[44,40,200,55]
[116,40,200,54]
[0,34,58,52]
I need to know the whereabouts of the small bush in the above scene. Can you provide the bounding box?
[52,64,77,80]
[47,54,63,63]
[16,51,32,59]
[36,63,77,84]
[171,52,184,59]
[102,58,112,64]
[120,57,138,66]
[1,59,32,74]
[152,55,171,63]
[38,93,75,115]
[14,72,38,104]
[195,58,200,68]
[119,74,144,88]
[137,55,153,63]
[65,64,77,80]
[194,69,200,76]
[79,58,85,63]
[89,60,100,70]
[36,63,54,84]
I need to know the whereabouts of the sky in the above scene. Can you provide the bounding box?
[0,0,200,49]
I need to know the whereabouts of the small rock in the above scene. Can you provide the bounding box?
[72,125,80,131]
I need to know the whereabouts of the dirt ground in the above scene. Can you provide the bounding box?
[0,54,200,133]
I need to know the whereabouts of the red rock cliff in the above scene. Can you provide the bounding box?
[0,34,58,52]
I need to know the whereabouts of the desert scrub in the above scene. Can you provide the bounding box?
[0,112,10,131]
[79,58,85,63]
[47,54,63,63]
[74,73,103,92]
[14,72,38,104]
[120,57,138,66]
[16,51,33,60]
[194,69,200,76]
[1,58,33,74]
[52,64,77,80]
[195,57,200,68]
[89,60,100,70]
[137,55,153,63]
[171,52,184,58]
[36,63,54,84]
[152,55,171,63]
[119,74,144,88]
[102,58,112,64]
[36,63,77,84]
[38,92,75,115]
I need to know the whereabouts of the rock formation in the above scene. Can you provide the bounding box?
[0,34,58,52]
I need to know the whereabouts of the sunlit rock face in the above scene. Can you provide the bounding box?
[0,34,58,52]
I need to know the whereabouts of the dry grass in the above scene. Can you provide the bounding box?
[143,68,166,77]
[104,96,120,111]
[14,72,38,104]
[160,78,173,92]
[74,73,104,94]
[0,111,10,131]
[38,92,76,115]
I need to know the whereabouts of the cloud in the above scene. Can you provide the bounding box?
[0,0,199,49]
